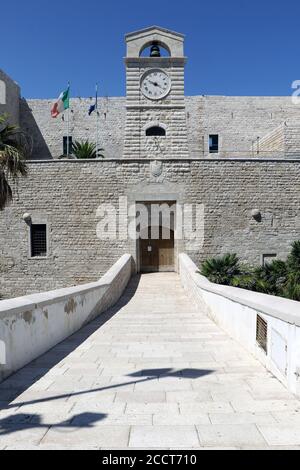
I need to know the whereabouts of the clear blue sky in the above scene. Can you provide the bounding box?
[2,0,300,98]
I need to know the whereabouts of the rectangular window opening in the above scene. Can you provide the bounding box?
[31,224,47,257]
[63,136,73,155]
[262,253,277,266]
[256,314,268,354]
[209,134,219,153]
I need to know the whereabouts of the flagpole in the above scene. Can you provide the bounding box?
[67,81,70,157]
[96,83,99,158]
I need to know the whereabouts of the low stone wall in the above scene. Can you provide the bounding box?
[179,253,300,396]
[0,254,133,383]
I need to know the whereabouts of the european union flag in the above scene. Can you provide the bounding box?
[88,84,98,115]
[88,103,96,115]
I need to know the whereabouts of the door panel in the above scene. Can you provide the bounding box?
[140,232,174,272]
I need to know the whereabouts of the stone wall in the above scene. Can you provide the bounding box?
[285,124,300,157]
[185,96,300,158]
[0,159,299,298]
[20,95,300,160]
[252,122,300,158]
[0,69,20,126]
[21,97,126,160]
[252,124,285,157]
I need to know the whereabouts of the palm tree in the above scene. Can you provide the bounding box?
[0,114,31,210]
[201,253,241,285]
[287,240,300,273]
[71,140,104,159]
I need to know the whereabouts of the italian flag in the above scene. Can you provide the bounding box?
[51,86,70,118]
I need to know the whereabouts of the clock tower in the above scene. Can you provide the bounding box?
[123,26,189,159]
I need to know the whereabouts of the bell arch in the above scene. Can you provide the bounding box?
[139,41,171,57]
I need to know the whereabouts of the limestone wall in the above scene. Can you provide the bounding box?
[0,69,20,126]
[252,122,300,158]
[251,124,285,157]
[179,253,300,396]
[185,96,300,158]
[21,97,126,160]
[285,125,300,157]
[0,159,299,298]
[0,253,133,383]
[20,95,300,160]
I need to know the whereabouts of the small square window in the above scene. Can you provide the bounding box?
[63,136,73,155]
[262,253,277,266]
[209,134,219,153]
[31,224,47,257]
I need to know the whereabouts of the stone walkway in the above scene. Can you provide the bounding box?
[0,273,300,450]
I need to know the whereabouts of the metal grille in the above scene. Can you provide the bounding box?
[256,314,268,353]
[31,224,47,257]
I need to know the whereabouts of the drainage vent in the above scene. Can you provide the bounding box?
[256,314,268,353]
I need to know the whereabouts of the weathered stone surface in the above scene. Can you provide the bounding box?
[1,159,300,298]
[0,273,299,449]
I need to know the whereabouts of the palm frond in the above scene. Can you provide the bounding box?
[72,140,105,159]
[0,170,12,210]
[0,113,30,210]
[201,253,240,285]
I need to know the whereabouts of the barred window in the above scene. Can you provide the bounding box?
[31,224,47,257]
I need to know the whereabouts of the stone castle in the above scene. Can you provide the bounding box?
[0,26,300,298]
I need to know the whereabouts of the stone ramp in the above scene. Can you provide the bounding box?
[0,273,299,449]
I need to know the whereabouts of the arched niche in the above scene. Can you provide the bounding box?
[144,121,167,137]
[146,126,166,137]
[0,80,6,105]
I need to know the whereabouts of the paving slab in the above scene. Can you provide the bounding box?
[258,424,300,446]
[129,425,199,448]
[196,424,267,447]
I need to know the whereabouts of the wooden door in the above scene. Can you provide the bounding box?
[139,229,174,272]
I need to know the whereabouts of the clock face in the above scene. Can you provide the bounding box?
[140,69,171,100]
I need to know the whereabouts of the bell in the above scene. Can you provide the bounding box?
[150,43,161,57]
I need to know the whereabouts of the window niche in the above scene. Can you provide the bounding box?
[30,224,47,257]
[146,126,166,137]
[209,134,219,153]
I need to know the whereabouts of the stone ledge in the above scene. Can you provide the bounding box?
[179,253,300,326]
[26,158,300,164]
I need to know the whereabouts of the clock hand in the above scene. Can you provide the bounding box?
[148,80,163,90]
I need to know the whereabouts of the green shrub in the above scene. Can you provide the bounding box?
[253,260,288,295]
[281,272,300,301]
[287,241,300,274]
[71,140,104,159]
[200,242,300,302]
[201,253,240,285]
